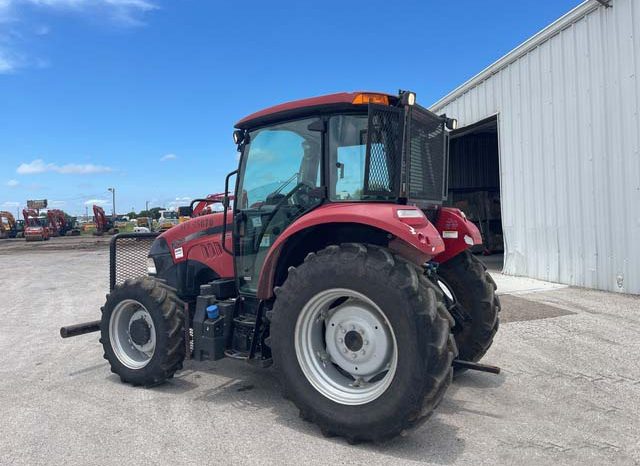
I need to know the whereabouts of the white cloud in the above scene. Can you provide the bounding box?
[0,0,156,73]
[49,199,66,207]
[17,159,113,175]
[19,0,157,26]
[2,201,20,208]
[84,198,110,206]
[6,179,19,187]
[166,196,192,210]
[160,153,177,162]
[0,49,18,74]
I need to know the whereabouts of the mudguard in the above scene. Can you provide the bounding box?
[256,203,445,299]
[433,207,483,264]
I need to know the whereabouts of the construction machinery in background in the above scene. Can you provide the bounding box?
[156,210,179,231]
[62,91,500,443]
[177,193,235,222]
[92,205,118,236]
[0,211,16,239]
[136,216,151,230]
[22,208,49,241]
[47,209,80,237]
[178,206,192,224]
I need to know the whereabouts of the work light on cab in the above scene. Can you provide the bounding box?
[351,93,390,105]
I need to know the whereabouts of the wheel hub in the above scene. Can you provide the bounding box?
[324,300,392,379]
[109,300,156,369]
[344,330,363,352]
[129,317,151,346]
[295,288,398,405]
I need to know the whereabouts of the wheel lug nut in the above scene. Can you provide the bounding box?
[338,338,343,343]
[352,353,357,359]
[361,350,366,355]
[364,340,369,346]
[343,348,348,353]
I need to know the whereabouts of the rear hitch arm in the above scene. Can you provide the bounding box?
[60,320,101,338]
[452,359,501,375]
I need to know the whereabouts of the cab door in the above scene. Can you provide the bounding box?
[233,118,323,295]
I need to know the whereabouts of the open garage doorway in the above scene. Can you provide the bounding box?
[445,115,503,271]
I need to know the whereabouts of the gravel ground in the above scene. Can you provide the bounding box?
[0,241,638,465]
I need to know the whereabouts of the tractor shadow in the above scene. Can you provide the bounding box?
[156,359,507,464]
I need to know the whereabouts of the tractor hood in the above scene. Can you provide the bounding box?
[151,211,233,263]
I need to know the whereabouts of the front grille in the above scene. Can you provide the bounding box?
[109,233,159,290]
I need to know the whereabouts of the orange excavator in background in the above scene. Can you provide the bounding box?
[182,193,235,219]
[23,208,49,241]
[0,211,16,239]
[47,209,80,237]
[92,205,118,236]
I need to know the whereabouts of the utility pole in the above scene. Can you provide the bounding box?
[145,200,149,212]
[108,187,116,220]
[85,205,88,222]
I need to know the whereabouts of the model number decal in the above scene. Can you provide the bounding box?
[174,247,184,259]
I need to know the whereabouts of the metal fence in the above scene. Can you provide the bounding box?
[109,232,159,290]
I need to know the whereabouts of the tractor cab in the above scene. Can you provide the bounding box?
[232,91,454,294]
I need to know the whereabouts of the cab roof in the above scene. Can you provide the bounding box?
[235,91,397,130]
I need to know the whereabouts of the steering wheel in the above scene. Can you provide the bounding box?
[253,181,316,249]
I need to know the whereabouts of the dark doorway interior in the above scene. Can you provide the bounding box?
[445,115,503,256]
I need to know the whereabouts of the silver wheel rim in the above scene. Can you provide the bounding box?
[109,299,156,369]
[295,288,398,405]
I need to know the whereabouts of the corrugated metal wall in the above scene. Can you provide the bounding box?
[431,0,640,294]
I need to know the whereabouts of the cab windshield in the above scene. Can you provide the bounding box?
[235,118,323,293]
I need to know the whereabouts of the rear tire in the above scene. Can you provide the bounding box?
[270,243,455,442]
[100,277,185,386]
[437,250,500,367]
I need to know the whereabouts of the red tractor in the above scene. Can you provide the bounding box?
[23,208,50,241]
[62,91,500,442]
[92,205,118,235]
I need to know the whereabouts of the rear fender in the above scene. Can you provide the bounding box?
[433,207,482,263]
[256,203,445,299]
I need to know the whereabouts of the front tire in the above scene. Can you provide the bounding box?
[437,250,500,367]
[270,243,455,442]
[100,277,185,386]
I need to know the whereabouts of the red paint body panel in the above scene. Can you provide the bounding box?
[256,203,445,299]
[432,207,483,263]
[235,91,394,128]
[158,211,235,277]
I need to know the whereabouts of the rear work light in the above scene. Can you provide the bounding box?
[396,209,424,218]
[352,93,390,105]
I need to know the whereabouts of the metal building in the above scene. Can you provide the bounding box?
[430,0,640,294]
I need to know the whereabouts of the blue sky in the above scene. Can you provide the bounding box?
[0,0,582,216]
